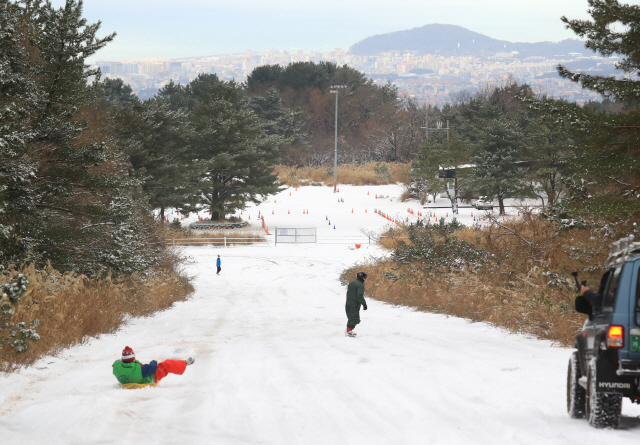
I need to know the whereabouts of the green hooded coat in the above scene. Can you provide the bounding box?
[345,278,366,327]
[112,360,155,384]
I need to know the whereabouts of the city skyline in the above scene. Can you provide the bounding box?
[92,46,609,107]
[47,0,605,61]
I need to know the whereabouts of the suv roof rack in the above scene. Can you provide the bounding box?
[609,235,640,262]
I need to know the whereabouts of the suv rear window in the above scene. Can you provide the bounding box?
[603,266,623,312]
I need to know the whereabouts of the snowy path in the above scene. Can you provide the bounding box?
[2,185,640,444]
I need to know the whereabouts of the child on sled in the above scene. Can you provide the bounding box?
[113,346,195,385]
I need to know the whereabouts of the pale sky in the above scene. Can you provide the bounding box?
[49,0,609,60]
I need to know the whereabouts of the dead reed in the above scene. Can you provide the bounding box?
[343,211,636,346]
[0,261,193,371]
[276,162,412,187]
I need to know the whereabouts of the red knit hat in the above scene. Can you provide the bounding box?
[122,346,135,363]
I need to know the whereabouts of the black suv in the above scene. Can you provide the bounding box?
[567,235,640,428]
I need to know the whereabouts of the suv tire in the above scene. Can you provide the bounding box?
[567,351,586,418]
[586,357,623,428]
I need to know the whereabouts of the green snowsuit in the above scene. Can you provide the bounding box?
[345,278,366,328]
[112,360,155,384]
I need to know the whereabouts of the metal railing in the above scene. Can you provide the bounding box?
[315,235,372,245]
[171,234,375,247]
[171,237,269,247]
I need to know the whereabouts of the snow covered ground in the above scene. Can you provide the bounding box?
[175,184,531,242]
[2,185,640,444]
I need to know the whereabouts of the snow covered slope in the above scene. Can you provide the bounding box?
[1,185,639,444]
[176,184,523,237]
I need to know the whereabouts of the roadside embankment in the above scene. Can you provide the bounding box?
[343,212,638,346]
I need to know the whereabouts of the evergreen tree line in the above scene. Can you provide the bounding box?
[245,61,432,165]
[411,0,639,219]
[0,1,291,273]
[2,0,638,279]
[0,0,166,274]
[105,75,285,224]
[411,80,570,216]
[104,61,422,222]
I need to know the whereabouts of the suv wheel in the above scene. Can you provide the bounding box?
[586,357,623,428]
[567,351,585,418]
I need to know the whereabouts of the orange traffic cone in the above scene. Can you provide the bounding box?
[288,209,290,214]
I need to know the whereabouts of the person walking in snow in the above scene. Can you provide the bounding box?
[112,346,195,385]
[345,271,368,337]
[216,255,221,275]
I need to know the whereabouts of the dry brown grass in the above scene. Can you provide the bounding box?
[0,261,193,371]
[344,212,636,346]
[276,163,412,187]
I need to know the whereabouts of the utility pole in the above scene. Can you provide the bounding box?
[329,84,347,193]
[422,115,457,213]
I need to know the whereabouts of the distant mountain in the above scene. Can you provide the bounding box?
[349,24,587,58]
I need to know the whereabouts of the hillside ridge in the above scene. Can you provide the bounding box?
[349,23,586,58]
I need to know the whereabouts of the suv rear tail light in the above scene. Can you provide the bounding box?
[608,325,624,348]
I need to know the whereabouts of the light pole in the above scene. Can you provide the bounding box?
[329,84,347,192]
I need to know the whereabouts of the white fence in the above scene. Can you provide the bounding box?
[171,237,268,247]
[171,231,374,247]
[275,227,316,245]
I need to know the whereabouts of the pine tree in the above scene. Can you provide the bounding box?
[0,0,39,231]
[101,79,197,222]
[470,117,529,215]
[246,88,304,142]
[559,0,640,101]
[0,1,163,274]
[520,0,640,217]
[187,75,284,220]
[524,117,572,207]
